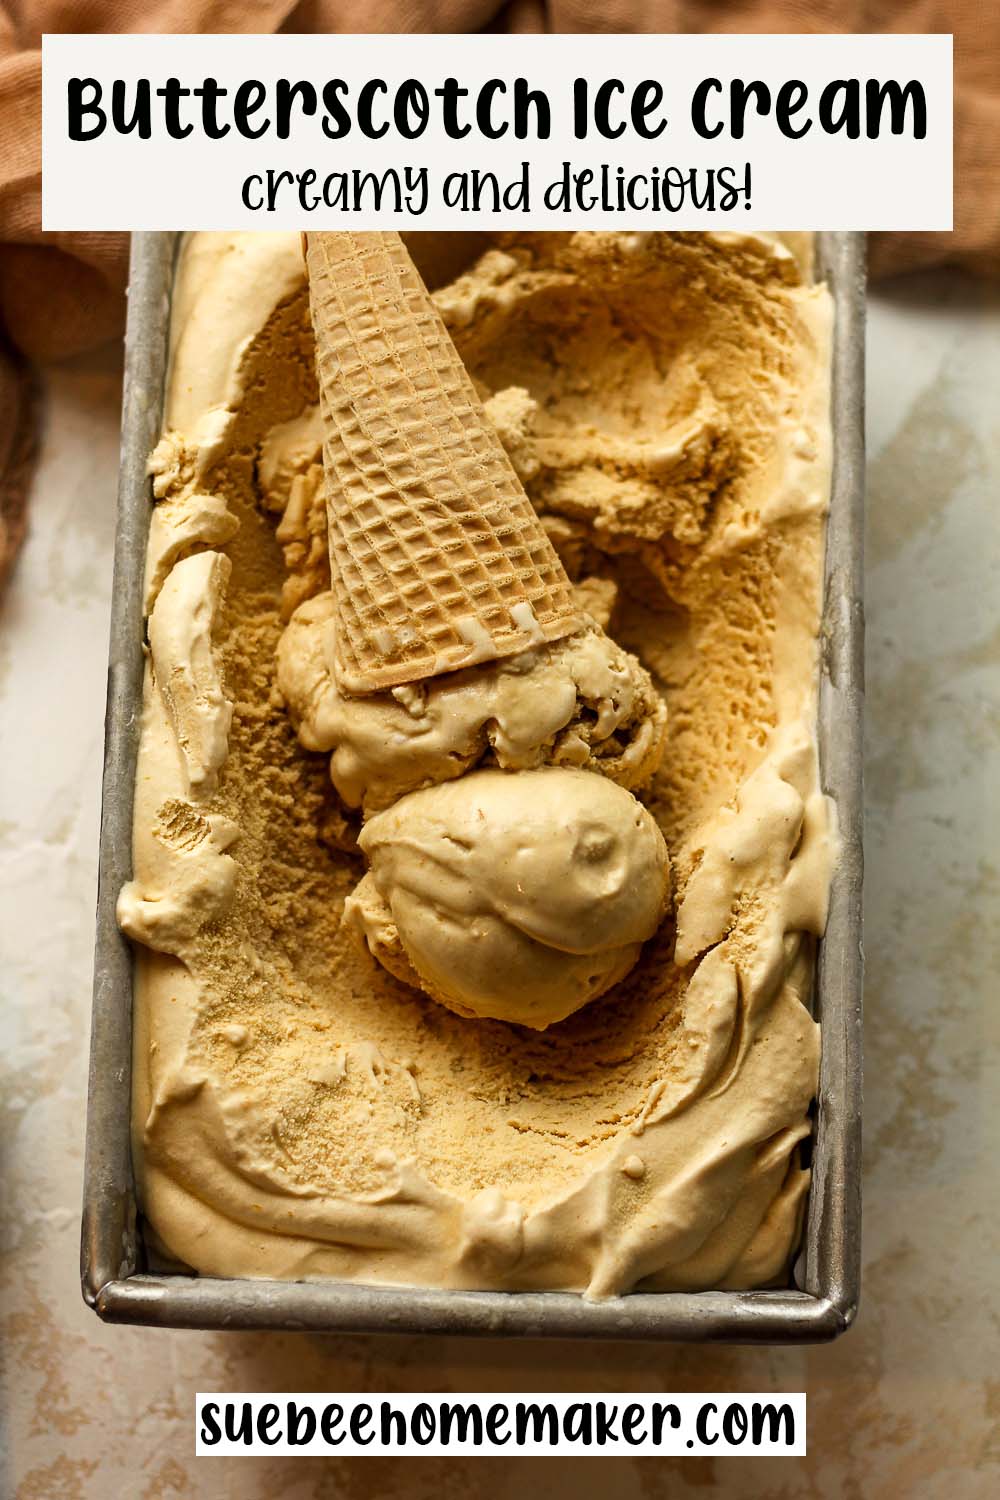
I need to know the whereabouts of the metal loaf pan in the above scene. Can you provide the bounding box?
[82,230,864,1342]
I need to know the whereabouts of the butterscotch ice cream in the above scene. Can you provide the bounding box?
[120,229,834,1297]
[276,600,667,813]
[348,768,670,1029]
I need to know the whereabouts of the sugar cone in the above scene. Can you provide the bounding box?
[305,231,581,695]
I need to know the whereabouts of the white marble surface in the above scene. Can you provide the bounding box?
[1,275,998,1497]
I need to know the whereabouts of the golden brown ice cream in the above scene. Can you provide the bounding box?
[347,767,670,1029]
[120,229,835,1297]
[276,598,666,814]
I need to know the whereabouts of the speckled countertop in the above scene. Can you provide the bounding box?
[1,273,997,1498]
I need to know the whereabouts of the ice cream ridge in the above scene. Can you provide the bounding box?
[120,228,835,1296]
[287,231,669,1030]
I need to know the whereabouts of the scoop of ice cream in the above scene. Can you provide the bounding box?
[277,595,666,815]
[345,768,670,1029]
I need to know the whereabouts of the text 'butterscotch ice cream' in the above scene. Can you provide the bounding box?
[120,229,835,1297]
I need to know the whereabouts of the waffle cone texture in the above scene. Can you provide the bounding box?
[305,232,581,694]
